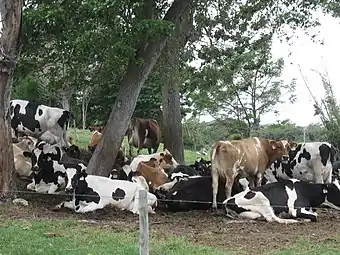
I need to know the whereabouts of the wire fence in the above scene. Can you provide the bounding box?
[3,188,338,210]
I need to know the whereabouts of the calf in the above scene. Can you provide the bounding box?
[54,169,158,214]
[264,142,336,184]
[10,99,72,148]
[211,138,292,208]
[223,178,340,223]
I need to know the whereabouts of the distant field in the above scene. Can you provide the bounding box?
[67,128,204,164]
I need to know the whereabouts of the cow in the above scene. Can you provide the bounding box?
[332,160,340,179]
[87,131,127,167]
[158,176,246,212]
[10,99,72,148]
[88,125,105,133]
[54,168,158,214]
[211,138,293,209]
[23,141,86,194]
[126,117,161,156]
[264,142,336,184]
[129,149,179,173]
[13,144,33,180]
[223,178,340,223]
[64,144,92,164]
[135,160,169,193]
[189,157,211,176]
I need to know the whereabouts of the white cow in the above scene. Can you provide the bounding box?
[54,170,158,214]
[10,99,72,148]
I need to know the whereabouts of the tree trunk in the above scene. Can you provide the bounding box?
[161,6,194,165]
[86,0,194,176]
[0,0,23,198]
[81,87,92,130]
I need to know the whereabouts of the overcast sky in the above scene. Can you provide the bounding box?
[200,11,340,127]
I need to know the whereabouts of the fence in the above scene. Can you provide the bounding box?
[2,187,338,255]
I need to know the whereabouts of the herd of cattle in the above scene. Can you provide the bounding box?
[8,99,340,224]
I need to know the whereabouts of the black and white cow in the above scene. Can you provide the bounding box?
[264,142,336,184]
[54,169,158,214]
[23,141,86,194]
[156,176,246,212]
[223,178,340,223]
[10,99,72,148]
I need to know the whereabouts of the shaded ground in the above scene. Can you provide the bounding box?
[2,191,340,254]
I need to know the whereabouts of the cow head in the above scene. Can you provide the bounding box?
[23,141,63,171]
[324,179,340,210]
[131,175,149,191]
[67,169,87,193]
[159,149,179,171]
[266,139,290,164]
[88,131,102,152]
[17,136,36,152]
[65,144,81,159]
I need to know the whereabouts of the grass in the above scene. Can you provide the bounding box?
[0,219,227,255]
[270,237,340,255]
[1,219,340,255]
[67,129,202,165]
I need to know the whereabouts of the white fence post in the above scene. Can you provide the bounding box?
[139,189,149,255]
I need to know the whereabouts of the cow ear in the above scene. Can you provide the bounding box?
[23,151,31,158]
[269,140,277,150]
[289,141,298,148]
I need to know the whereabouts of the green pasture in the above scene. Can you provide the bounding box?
[67,129,203,165]
[0,219,339,255]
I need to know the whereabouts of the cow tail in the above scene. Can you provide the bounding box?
[211,143,221,162]
[330,145,337,163]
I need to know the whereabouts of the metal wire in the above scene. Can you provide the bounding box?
[5,189,337,210]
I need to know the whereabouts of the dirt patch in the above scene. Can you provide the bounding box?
[1,194,340,254]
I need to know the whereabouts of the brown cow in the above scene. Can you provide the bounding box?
[87,130,127,167]
[135,158,169,193]
[126,117,161,157]
[88,125,105,133]
[211,137,294,209]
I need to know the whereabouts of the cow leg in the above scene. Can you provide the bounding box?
[153,144,160,154]
[255,205,299,224]
[26,181,36,191]
[53,200,74,211]
[256,172,263,187]
[148,148,152,154]
[75,202,103,213]
[47,183,59,194]
[296,207,317,222]
[211,168,219,209]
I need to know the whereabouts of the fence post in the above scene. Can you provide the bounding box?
[139,189,149,255]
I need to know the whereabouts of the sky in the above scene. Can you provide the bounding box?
[200,11,340,127]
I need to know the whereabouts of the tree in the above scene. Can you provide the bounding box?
[86,0,194,176]
[0,0,23,197]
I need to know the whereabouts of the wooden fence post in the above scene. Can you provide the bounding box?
[139,189,149,255]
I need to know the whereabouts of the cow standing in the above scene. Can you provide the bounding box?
[211,138,292,209]
[126,117,161,157]
[264,142,336,184]
[10,99,72,148]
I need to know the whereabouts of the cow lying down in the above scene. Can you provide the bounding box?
[223,178,340,223]
[54,169,158,215]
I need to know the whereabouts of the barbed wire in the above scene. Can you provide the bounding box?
[5,189,339,210]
